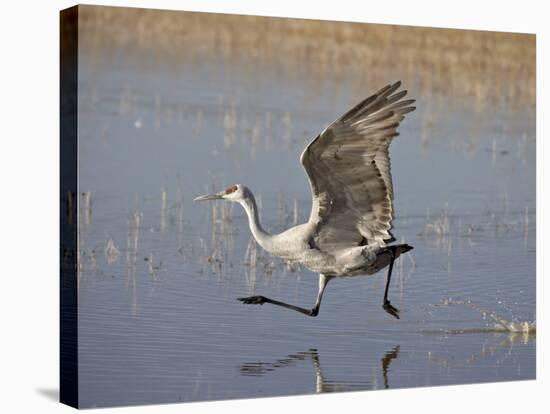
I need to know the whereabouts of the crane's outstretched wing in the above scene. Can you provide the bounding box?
[300,81,415,254]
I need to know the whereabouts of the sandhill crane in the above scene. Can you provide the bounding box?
[195,81,415,318]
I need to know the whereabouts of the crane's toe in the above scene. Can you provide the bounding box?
[383,300,400,319]
[238,295,268,305]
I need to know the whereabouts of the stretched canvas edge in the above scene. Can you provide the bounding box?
[60,5,79,409]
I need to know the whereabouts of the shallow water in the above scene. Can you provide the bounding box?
[76,49,535,408]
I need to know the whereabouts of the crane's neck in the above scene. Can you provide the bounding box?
[239,193,273,250]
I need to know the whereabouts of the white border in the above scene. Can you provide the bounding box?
[1,1,545,413]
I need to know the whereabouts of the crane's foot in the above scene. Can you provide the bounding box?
[383,300,400,319]
[238,295,268,305]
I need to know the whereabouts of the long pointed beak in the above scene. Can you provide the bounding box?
[193,191,224,201]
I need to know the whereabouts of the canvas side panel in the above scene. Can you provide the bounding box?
[60,5,79,409]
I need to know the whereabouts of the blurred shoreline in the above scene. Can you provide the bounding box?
[77,5,535,109]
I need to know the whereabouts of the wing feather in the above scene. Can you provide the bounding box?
[300,81,415,253]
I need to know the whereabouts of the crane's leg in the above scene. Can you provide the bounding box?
[382,246,400,319]
[238,274,333,317]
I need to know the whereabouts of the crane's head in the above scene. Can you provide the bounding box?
[194,184,247,203]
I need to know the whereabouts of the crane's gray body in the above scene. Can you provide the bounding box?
[247,215,398,277]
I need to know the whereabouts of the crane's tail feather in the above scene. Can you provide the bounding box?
[381,243,413,258]
[396,244,413,255]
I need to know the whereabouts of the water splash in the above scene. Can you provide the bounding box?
[438,298,536,334]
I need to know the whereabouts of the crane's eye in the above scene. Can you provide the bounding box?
[225,185,238,194]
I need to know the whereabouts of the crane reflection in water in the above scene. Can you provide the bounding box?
[240,346,401,392]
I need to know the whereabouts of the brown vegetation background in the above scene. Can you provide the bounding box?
[77,5,535,109]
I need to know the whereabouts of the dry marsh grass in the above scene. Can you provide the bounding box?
[77,5,535,109]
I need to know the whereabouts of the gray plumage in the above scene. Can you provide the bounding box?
[195,81,415,318]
